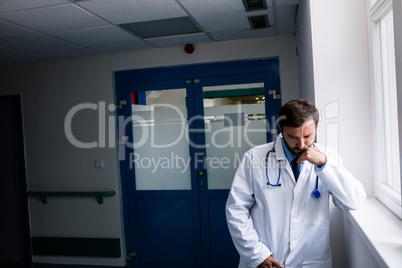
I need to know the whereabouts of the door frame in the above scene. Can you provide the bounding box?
[114,58,281,267]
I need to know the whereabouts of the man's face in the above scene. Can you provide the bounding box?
[282,119,316,156]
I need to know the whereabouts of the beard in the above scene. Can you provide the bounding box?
[283,137,308,156]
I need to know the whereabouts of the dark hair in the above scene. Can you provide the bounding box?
[278,99,319,130]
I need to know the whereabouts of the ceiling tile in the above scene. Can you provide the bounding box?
[0,34,99,59]
[210,28,276,41]
[177,0,245,15]
[277,24,295,35]
[275,5,297,26]
[0,0,69,13]
[276,0,299,6]
[194,11,250,32]
[266,0,273,7]
[53,26,140,46]
[0,46,48,64]
[52,26,153,53]
[0,0,299,64]
[0,4,109,33]
[0,19,39,39]
[90,40,153,53]
[77,0,188,24]
[266,8,275,24]
[145,33,212,47]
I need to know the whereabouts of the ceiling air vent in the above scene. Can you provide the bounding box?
[242,0,267,12]
[248,15,269,30]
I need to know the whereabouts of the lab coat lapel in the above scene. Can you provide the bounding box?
[274,134,296,185]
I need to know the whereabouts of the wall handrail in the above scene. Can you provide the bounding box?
[27,190,116,204]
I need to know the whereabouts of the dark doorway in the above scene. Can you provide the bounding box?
[0,95,31,268]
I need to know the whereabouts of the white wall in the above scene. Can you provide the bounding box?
[298,0,374,195]
[343,213,379,268]
[0,35,299,266]
[309,0,373,197]
[300,0,375,267]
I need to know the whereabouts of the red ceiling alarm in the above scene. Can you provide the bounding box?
[184,44,195,54]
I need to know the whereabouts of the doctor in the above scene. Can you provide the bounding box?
[226,99,366,268]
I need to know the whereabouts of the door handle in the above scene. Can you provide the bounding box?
[198,171,205,187]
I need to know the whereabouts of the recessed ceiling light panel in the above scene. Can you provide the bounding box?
[120,17,201,39]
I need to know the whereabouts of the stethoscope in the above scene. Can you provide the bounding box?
[265,143,321,199]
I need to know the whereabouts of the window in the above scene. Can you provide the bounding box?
[369,0,402,218]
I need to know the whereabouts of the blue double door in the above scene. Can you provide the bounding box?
[116,60,281,268]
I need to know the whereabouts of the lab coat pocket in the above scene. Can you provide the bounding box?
[303,189,329,227]
[302,258,332,268]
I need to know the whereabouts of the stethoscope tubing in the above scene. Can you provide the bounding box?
[265,142,320,199]
[265,158,281,186]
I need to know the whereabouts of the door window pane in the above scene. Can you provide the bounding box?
[203,83,267,189]
[131,89,191,190]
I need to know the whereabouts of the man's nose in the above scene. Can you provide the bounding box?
[297,138,304,149]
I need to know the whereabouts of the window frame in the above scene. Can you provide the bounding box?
[368,0,402,218]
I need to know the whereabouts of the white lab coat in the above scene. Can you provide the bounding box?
[226,134,366,268]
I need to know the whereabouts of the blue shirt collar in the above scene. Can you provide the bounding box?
[281,137,297,163]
